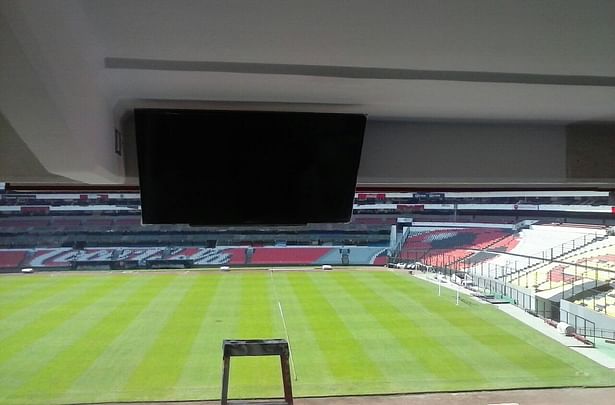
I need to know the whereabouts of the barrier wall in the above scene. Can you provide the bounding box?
[0,246,388,269]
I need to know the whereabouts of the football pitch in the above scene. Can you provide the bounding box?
[0,269,613,404]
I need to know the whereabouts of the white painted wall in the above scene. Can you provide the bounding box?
[560,299,615,332]
[358,120,570,188]
[0,1,124,184]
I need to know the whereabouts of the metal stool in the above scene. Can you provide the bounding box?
[221,339,293,405]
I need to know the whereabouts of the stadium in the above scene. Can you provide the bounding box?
[2,190,615,404]
[2,2,615,405]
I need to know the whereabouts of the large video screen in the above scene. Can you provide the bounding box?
[135,109,366,225]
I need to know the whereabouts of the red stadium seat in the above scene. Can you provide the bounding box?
[249,247,332,265]
[0,250,27,268]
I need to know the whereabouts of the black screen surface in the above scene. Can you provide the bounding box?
[134,109,366,225]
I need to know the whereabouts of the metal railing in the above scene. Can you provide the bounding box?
[560,308,596,344]
[466,233,600,281]
[427,263,599,343]
[577,327,615,340]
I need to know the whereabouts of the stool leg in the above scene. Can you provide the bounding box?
[221,355,230,405]
[280,354,293,405]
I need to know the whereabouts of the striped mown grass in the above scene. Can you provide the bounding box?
[0,270,613,404]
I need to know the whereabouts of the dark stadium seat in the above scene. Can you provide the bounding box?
[115,217,141,226]
[83,218,113,227]
[0,219,49,228]
[353,217,385,225]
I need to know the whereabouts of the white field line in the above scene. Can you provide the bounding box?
[270,270,298,380]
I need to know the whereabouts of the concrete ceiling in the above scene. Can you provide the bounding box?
[1,0,614,185]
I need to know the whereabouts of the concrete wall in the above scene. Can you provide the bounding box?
[358,120,615,189]
[359,120,567,188]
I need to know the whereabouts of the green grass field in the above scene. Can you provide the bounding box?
[0,269,613,404]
